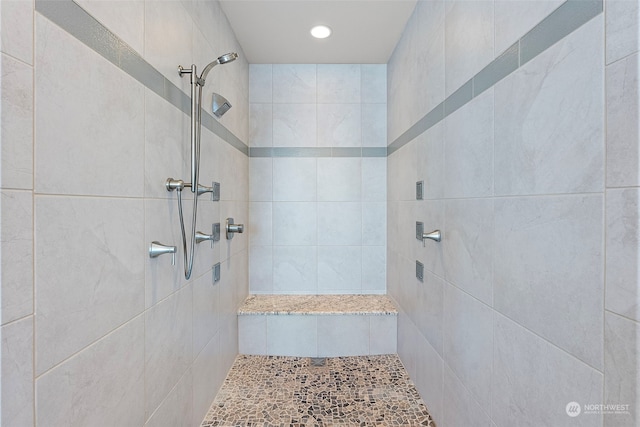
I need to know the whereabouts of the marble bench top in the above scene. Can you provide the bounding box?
[238,294,398,316]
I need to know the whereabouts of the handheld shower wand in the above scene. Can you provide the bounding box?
[168,52,238,279]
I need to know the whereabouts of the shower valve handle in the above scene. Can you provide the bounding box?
[195,223,221,248]
[422,230,442,246]
[149,241,177,266]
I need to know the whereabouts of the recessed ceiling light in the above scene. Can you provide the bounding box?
[310,25,332,39]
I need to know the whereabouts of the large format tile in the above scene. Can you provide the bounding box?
[443,199,493,305]
[494,17,604,196]
[362,246,386,293]
[317,315,369,356]
[144,89,189,199]
[370,315,396,354]
[35,196,145,374]
[317,64,361,103]
[35,15,144,197]
[217,142,247,202]
[444,89,494,198]
[361,158,387,202]
[249,245,273,293]
[36,316,145,427]
[606,52,640,188]
[144,0,192,92]
[249,103,273,147]
[0,0,33,64]
[273,246,317,293]
[396,309,418,377]
[145,198,187,308]
[414,270,444,357]
[2,316,33,427]
[317,202,362,246]
[272,104,317,147]
[145,285,193,418]
[362,202,386,246]
[1,190,33,324]
[443,365,491,427]
[238,315,267,355]
[272,64,316,103]
[192,270,221,358]
[267,315,317,356]
[494,0,564,55]
[249,202,272,246]
[606,188,640,320]
[494,195,604,369]
[386,8,414,143]
[443,284,493,410]
[415,0,445,117]
[317,104,361,147]
[145,369,192,427]
[416,123,444,201]
[192,332,223,426]
[387,142,416,202]
[75,0,145,55]
[198,127,223,200]
[604,312,640,427]
[249,158,273,202]
[273,157,317,201]
[317,158,361,202]
[413,332,443,424]
[361,103,387,147]
[1,53,33,189]
[272,202,317,245]
[361,64,386,104]
[492,313,603,427]
[249,64,272,103]
[444,0,494,97]
[216,258,239,336]
[606,0,640,64]
[317,246,362,293]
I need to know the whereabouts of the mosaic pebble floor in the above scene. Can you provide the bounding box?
[201,354,435,427]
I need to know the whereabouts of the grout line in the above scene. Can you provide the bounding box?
[604,309,640,326]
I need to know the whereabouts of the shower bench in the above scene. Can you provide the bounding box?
[238,294,398,357]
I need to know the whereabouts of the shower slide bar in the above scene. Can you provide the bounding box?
[163,53,238,280]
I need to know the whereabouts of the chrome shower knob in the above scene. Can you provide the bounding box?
[225,218,244,240]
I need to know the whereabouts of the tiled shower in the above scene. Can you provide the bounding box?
[1,1,639,427]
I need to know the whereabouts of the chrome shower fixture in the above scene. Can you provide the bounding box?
[181,52,239,87]
[177,51,238,193]
[212,93,232,117]
[168,51,238,280]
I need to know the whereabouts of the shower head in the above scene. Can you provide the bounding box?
[199,52,239,84]
[218,52,238,64]
[212,93,232,117]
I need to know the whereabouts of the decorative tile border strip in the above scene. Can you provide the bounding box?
[387,0,603,156]
[35,0,249,156]
[248,146,387,158]
[35,0,602,159]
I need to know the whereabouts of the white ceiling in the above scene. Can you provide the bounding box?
[219,0,418,64]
